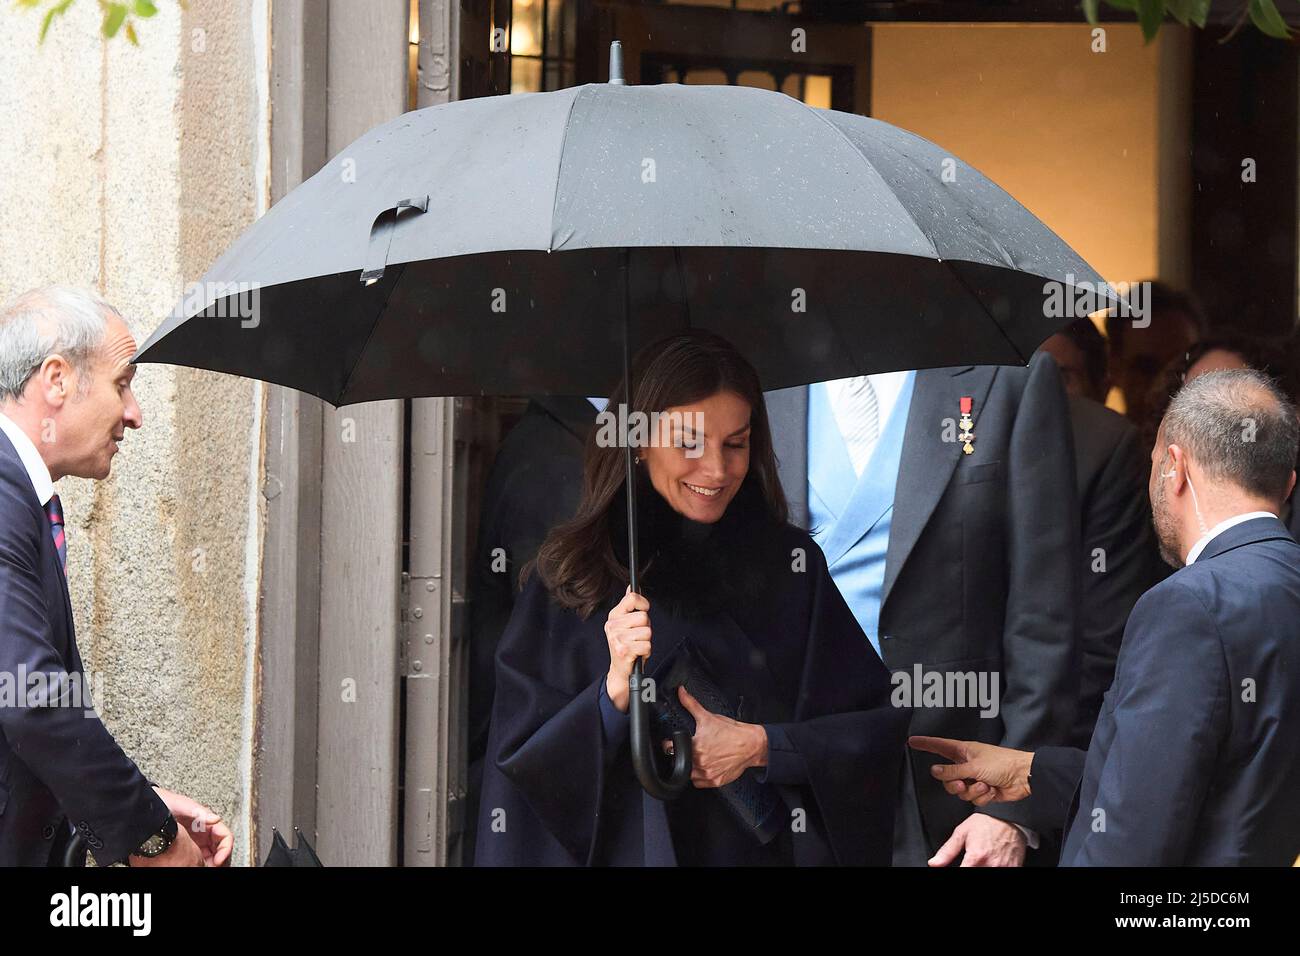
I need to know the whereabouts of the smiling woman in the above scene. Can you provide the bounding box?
[474,330,909,867]
[641,389,752,523]
[532,331,787,615]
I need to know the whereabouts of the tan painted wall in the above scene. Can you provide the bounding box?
[0,0,266,864]
[871,23,1175,287]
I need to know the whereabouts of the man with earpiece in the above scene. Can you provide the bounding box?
[909,368,1300,866]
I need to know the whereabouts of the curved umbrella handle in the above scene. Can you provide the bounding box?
[629,658,692,799]
[60,832,88,867]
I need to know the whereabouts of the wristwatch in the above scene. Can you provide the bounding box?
[130,814,179,859]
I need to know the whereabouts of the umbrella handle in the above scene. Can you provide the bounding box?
[619,244,691,799]
[59,832,88,867]
[629,658,692,799]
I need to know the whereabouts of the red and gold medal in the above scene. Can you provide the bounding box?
[959,396,975,455]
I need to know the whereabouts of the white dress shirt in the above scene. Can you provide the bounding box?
[0,410,54,506]
[1185,511,1278,565]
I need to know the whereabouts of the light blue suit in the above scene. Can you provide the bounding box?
[807,373,915,658]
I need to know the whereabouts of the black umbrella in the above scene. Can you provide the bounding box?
[135,42,1112,800]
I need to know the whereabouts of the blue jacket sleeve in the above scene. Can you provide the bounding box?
[597,677,630,754]
[1063,581,1227,865]
[0,468,169,866]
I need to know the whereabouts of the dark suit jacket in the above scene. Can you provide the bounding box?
[766,354,1080,857]
[1067,396,1158,748]
[463,396,593,863]
[1027,516,1300,865]
[0,430,167,866]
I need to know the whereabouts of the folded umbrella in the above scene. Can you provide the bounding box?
[262,827,323,867]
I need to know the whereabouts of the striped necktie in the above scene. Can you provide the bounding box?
[45,493,67,572]
[834,376,880,477]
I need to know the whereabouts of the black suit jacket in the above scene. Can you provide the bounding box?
[463,396,593,863]
[467,397,595,764]
[1066,396,1158,748]
[766,355,1080,857]
[1037,516,1300,865]
[0,430,167,866]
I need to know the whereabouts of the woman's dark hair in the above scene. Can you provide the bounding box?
[525,330,788,619]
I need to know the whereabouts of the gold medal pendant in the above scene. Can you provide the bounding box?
[959,396,975,455]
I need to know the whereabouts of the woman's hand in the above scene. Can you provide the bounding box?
[604,586,651,713]
[669,685,767,788]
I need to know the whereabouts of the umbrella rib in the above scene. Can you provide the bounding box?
[802,103,940,261]
[339,263,408,404]
[672,246,692,330]
[547,85,587,254]
[942,259,1029,366]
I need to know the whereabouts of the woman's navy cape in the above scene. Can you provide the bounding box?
[474,521,910,866]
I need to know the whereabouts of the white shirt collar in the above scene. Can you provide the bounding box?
[1185,511,1277,565]
[0,410,55,506]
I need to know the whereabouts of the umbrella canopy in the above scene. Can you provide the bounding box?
[135,81,1107,404]
[135,65,1113,802]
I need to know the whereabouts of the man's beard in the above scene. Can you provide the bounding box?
[1151,477,1184,569]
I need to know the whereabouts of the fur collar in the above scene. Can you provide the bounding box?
[609,467,776,618]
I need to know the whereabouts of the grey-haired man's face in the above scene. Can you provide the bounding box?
[53,314,143,480]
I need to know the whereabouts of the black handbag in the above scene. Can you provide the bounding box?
[650,641,785,845]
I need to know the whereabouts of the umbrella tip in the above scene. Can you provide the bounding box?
[608,40,625,85]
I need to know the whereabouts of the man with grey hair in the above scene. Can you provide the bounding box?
[909,368,1300,865]
[0,285,232,867]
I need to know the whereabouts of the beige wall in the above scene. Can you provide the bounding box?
[0,0,268,864]
[871,22,1185,288]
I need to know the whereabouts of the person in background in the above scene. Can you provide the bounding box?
[1106,281,1207,428]
[1143,332,1300,541]
[464,395,596,864]
[1039,317,1111,405]
[1039,318,1158,748]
